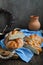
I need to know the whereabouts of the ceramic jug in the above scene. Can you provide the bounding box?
[28,15,41,30]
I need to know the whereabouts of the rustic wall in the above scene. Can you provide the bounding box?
[0,0,43,30]
[7,0,43,29]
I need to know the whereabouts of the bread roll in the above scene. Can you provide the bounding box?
[5,38,24,49]
[24,34,43,55]
[4,30,25,49]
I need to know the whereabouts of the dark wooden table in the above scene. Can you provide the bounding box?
[0,49,43,65]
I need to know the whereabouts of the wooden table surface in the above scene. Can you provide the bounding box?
[0,49,43,65]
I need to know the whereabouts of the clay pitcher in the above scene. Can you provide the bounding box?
[28,15,41,30]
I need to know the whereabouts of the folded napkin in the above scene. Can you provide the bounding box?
[12,47,33,62]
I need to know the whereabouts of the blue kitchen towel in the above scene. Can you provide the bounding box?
[20,29,42,36]
[0,39,6,49]
[12,47,33,62]
[0,39,33,62]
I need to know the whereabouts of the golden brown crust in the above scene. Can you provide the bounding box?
[5,38,24,49]
[6,41,18,49]
[24,34,42,54]
[10,30,18,35]
[15,38,24,48]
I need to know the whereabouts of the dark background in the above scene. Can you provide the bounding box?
[0,1,43,65]
[0,0,43,32]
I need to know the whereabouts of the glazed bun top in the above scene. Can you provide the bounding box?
[5,30,25,40]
